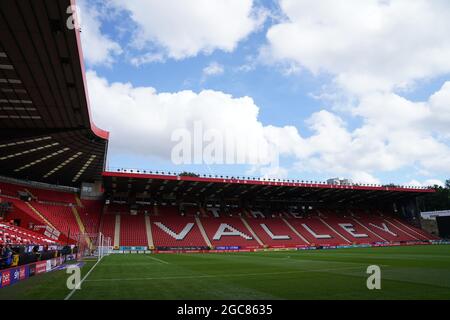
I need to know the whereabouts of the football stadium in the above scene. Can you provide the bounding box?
[0,0,450,304]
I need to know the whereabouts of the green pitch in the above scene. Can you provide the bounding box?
[1,245,449,300]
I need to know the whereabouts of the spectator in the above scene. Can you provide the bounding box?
[0,244,4,269]
[1,244,12,269]
[4,244,13,268]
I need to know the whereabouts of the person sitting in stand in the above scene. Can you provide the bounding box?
[3,244,13,268]
[0,244,5,269]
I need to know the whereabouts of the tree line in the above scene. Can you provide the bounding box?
[418,179,450,212]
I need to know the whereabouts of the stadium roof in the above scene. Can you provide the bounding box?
[102,171,435,204]
[0,0,108,186]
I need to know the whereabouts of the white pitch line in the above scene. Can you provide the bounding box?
[147,255,170,264]
[84,265,364,283]
[64,257,104,300]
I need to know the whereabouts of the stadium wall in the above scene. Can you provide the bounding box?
[420,218,440,237]
[0,254,79,289]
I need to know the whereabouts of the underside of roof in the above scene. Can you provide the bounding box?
[102,172,434,205]
[0,0,108,186]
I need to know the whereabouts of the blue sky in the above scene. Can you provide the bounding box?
[78,0,450,186]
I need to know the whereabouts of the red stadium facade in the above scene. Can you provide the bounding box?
[0,173,439,250]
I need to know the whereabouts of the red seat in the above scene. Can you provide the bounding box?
[100,214,116,244]
[120,214,148,246]
[32,203,80,239]
[152,206,207,247]
[246,216,308,247]
[201,215,260,249]
[0,222,56,245]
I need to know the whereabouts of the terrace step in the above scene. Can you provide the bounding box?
[384,219,419,240]
[282,218,310,244]
[24,188,37,201]
[71,206,92,248]
[392,218,430,240]
[114,214,121,247]
[352,218,387,242]
[75,195,84,208]
[318,217,351,243]
[241,216,264,246]
[25,202,56,230]
[145,214,154,248]
[195,216,212,247]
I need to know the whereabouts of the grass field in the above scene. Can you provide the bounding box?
[0,245,449,300]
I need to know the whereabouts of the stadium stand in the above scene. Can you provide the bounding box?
[383,216,440,241]
[0,197,43,229]
[0,182,102,245]
[151,206,208,248]
[25,187,76,204]
[0,182,23,198]
[31,203,80,239]
[2,197,49,228]
[245,213,309,247]
[201,215,261,248]
[348,209,418,242]
[99,214,118,247]
[0,179,440,249]
[0,181,76,204]
[0,222,55,245]
[286,215,349,246]
[318,211,384,244]
[119,214,148,246]
[0,185,440,249]
[78,200,103,234]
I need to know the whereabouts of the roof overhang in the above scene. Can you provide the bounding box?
[102,171,435,204]
[0,0,108,186]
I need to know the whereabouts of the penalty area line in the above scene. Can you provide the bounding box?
[147,255,170,264]
[64,257,104,300]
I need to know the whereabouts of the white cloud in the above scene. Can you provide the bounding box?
[87,71,282,167]
[110,0,267,60]
[254,0,450,182]
[350,172,381,185]
[203,62,224,77]
[236,64,255,73]
[294,84,450,180]
[130,53,165,67]
[87,71,450,182]
[407,179,444,187]
[78,0,122,66]
[428,82,450,137]
[266,82,450,182]
[259,166,289,180]
[265,0,450,94]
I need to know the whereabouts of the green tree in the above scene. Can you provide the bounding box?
[419,181,450,211]
[179,172,200,177]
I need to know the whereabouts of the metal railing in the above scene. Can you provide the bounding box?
[105,167,433,190]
